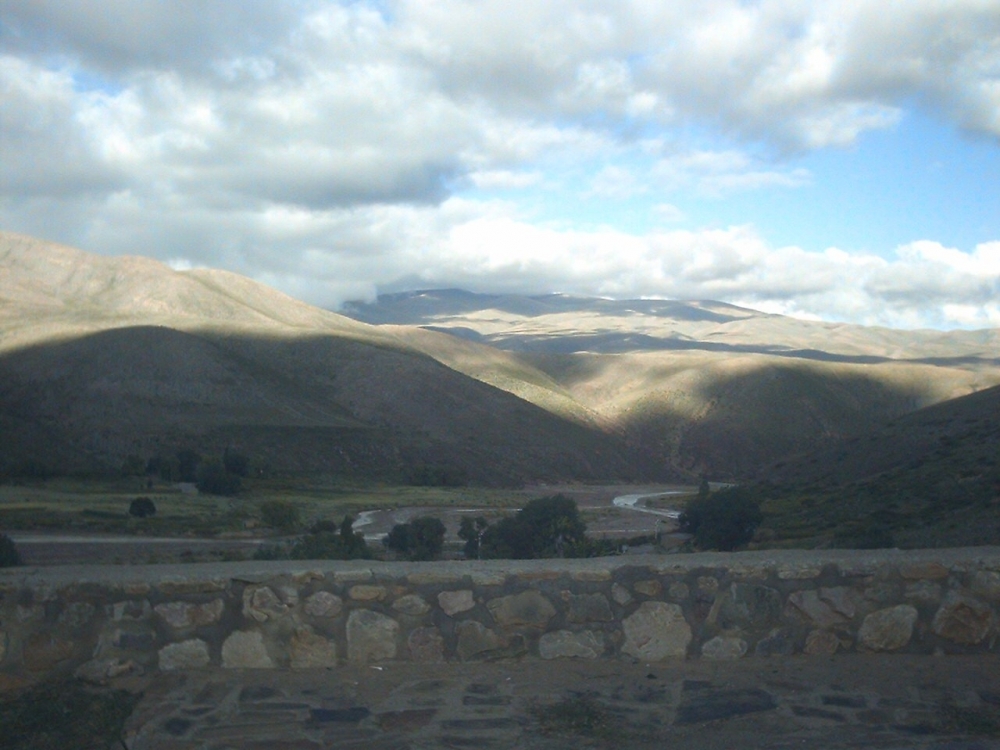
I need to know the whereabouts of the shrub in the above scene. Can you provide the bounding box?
[289,515,372,560]
[0,533,21,567]
[458,516,489,559]
[678,487,762,551]
[128,497,156,518]
[480,495,587,559]
[385,516,446,561]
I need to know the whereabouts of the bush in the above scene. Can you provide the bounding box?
[385,516,446,561]
[290,515,372,560]
[128,497,156,518]
[480,495,587,559]
[259,500,300,532]
[0,533,21,567]
[458,516,489,559]
[678,487,762,551]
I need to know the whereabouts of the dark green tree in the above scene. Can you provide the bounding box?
[259,500,300,532]
[128,497,157,518]
[458,516,489,559]
[196,460,241,496]
[0,533,21,567]
[678,487,762,551]
[385,516,447,561]
[481,495,587,559]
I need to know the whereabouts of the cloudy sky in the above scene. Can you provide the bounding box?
[2,1,999,329]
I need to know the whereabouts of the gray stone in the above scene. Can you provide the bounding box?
[786,590,846,629]
[971,571,1000,602]
[438,589,476,615]
[155,599,224,629]
[702,635,747,660]
[349,585,386,601]
[408,627,445,662]
[622,601,692,660]
[634,579,662,597]
[697,576,719,593]
[222,630,274,668]
[539,629,603,659]
[858,605,917,651]
[612,583,633,605]
[242,586,288,622]
[668,582,690,600]
[804,629,841,655]
[932,593,993,645]
[112,600,150,621]
[304,591,343,618]
[290,629,337,668]
[487,590,556,630]
[455,620,505,660]
[904,580,942,605]
[346,609,399,662]
[58,602,95,628]
[709,583,781,630]
[564,592,613,623]
[158,639,210,671]
[393,594,431,616]
[819,587,857,619]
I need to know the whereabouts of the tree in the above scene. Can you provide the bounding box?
[0,533,21,567]
[385,516,446,561]
[458,516,489,559]
[678,487,762,551]
[260,500,300,532]
[480,495,587,559]
[128,497,157,518]
[196,460,242,496]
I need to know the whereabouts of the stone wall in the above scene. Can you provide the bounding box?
[1,548,998,682]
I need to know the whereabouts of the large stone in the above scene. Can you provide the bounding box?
[612,583,633,605]
[438,590,475,616]
[818,587,857,619]
[634,579,663,597]
[455,620,505,660]
[408,627,445,662]
[622,601,692,660]
[932,593,993,645]
[304,591,343,618]
[858,605,917,651]
[709,584,781,630]
[155,599,224,629]
[291,630,337,669]
[24,634,75,672]
[564,592,613,623]
[349,585,386,601]
[222,630,275,668]
[243,586,288,622]
[971,571,1000,602]
[392,594,430,616]
[346,609,399,662]
[701,635,747,660]
[487,590,556,630]
[904,581,942,605]
[785,590,846,629]
[539,630,603,659]
[158,639,210,671]
[804,630,841,655]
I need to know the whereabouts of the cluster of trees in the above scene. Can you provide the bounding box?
[678,484,763,551]
[385,516,446,561]
[254,514,372,560]
[124,448,250,496]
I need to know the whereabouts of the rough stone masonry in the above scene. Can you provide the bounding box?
[0,548,997,683]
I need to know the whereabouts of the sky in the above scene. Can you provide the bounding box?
[1,0,999,330]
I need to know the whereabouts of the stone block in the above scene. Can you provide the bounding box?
[155,599,224,629]
[349,585,386,601]
[696,576,719,593]
[392,594,430,616]
[818,587,857,619]
[470,571,506,586]
[858,605,917,651]
[622,601,691,660]
[709,583,781,630]
[572,570,611,582]
[701,635,747,660]
[158,577,226,595]
[612,583,633,605]
[971,571,1000,602]
[407,571,461,585]
[112,600,150,621]
[222,630,274,668]
[346,609,398,662]
[455,620,505,660]
[290,630,337,669]
[408,627,445,662]
[904,581,942,605]
[24,633,75,672]
[438,590,476,616]
[563,592,613,623]
[159,639,210,671]
[785,590,846,629]
[899,563,950,580]
[539,630,603,659]
[932,593,993,645]
[634,579,662,597]
[243,586,288,622]
[487,590,556,630]
[304,591,343,618]
[804,630,841,655]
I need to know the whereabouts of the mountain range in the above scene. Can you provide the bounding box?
[2,231,999,491]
